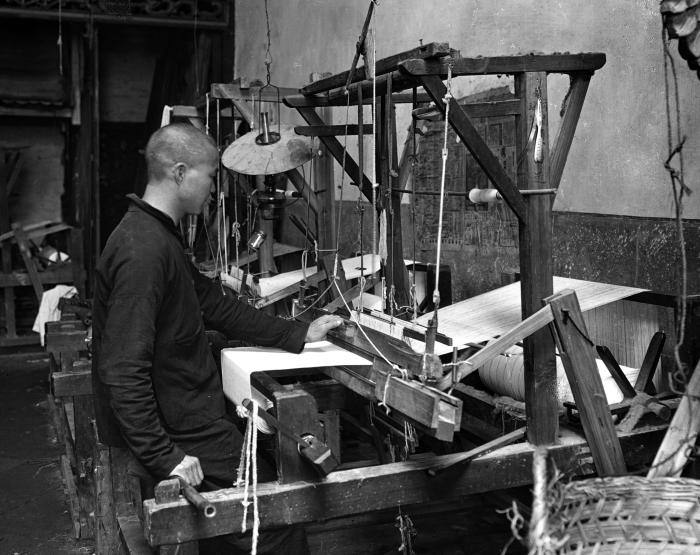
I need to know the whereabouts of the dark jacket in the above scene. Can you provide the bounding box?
[92,194,308,479]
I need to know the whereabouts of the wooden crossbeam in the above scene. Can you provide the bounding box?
[284,90,432,108]
[549,72,592,188]
[301,42,451,95]
[399,53,606,77]
[143,424,666,546]
[210,83,299,102]
[418,75,527,222]
[295,107,374,202]
[415,99,521,121]
[294,124,373,137]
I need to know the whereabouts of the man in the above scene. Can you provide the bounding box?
[92,123,340,553]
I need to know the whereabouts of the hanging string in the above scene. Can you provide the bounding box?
[662,26,690,390]
[371,16,378,256]
[431,63,453,314]
[333,92,353,277]
[410,87,419,320]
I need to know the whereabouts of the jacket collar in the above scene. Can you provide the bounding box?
[126,194,182,240]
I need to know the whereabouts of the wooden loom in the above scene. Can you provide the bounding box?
[139,46,675,552]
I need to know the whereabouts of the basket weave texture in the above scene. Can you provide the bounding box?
[550,476,700,554]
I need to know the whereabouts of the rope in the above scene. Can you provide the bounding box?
[431,63,453,313]
[410,88,419,320]
[371,17,378,256]
[237,401,260,554]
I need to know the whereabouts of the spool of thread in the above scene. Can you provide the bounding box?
[478,352,639,405]
[248,230,266,251]
[468,188,502,204]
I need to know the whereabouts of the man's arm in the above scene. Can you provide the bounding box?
[192,265,309,352]
[97,252,189,480]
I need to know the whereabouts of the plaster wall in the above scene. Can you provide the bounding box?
[235,0,700,219]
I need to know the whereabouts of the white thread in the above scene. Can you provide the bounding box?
[239,401,260,554]
[432,64,453,308]
[251,402,260,555]
[205,92,210,135]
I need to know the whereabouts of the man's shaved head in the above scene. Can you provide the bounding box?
[145,123,218,181]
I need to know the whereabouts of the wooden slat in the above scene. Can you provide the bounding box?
[399,53,607,78]
[143,424,665,546]
[210,82,299,102]
[427,427,526,475]
[0,263,75,287]
[12,224,43,302]
[117,515,153,555]
[418,75,527,222]
[549,72,592,189]
[294,124,373,137]
[595,345,637,399]
[547,289,627,476]
[635,331,665,394]
[647,359,700,478]
[301,42,451,95]
[437,304,553,390]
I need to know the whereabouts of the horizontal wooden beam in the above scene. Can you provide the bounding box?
[52,370,92,397]
[399,53,606,77]
[284,90,432,108]
[294,124,373,137]
[301,42,452,95]
[143,425,666,546]
[0,264,75,288]
[415,99,521,121]
[210,83,299,102]
[0,7,229,29]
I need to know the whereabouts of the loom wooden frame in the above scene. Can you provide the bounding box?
[141,47,625,551]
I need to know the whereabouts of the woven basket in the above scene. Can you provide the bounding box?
[548,476,700,554]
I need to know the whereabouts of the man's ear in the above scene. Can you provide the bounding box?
[173,163,187,185]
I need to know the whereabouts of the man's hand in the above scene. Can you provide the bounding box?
[305,314,344,342]
[169,454,204,486]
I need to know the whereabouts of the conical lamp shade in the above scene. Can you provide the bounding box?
[222,125,314,175]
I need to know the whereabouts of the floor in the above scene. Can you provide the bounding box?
[0,351,95,555]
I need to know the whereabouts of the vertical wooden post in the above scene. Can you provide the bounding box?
[274,390,324,484]
[387,93,411,310]
[515,72,558,445]
[547,290,627,476]
[311,72,336,253]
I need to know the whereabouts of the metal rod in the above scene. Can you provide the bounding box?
[173,477,217,518]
